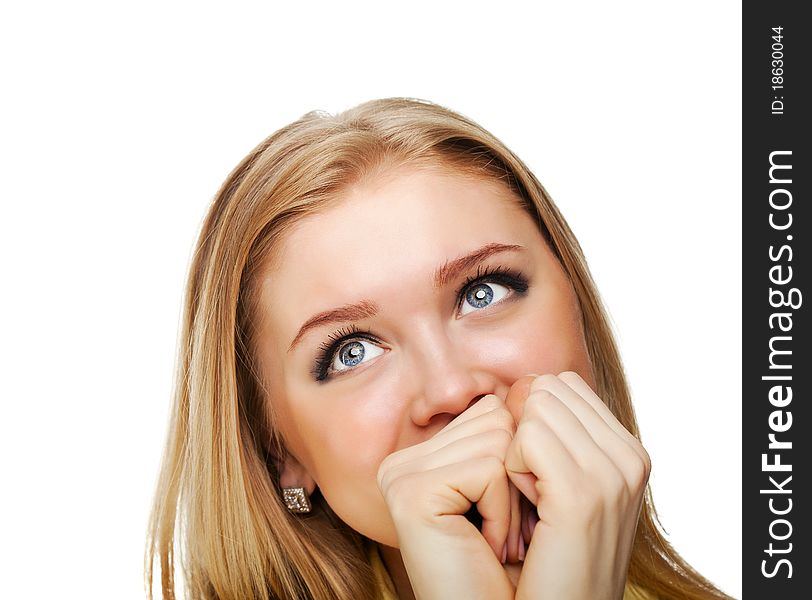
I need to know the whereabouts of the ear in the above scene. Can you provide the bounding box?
[278,450,317,496]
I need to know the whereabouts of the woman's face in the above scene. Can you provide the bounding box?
[257,163,594,546]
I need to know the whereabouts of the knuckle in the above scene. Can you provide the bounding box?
[519,418,549,442]
[382,472,419,507]
[481,455,507,480]
[376,466,394,493]
[557,371,585,387]
[611,485,632,512]
[526,389,557,418]
[530,373,559,393]
[376,458,392,488]
[376,453,406,491]
[603,468,631,506]
[640,447,653,477]
[478,394,504,412]
[630,452,652,489]
[515,418,537,442]
[626,460,645,485]
[600,464,626,491]
[595,464,643,512]
[377,450,397,472]
[568,473,625,521]
[489,427,513,453]
[532,388,557,403]
[626,443,652,484]
[489,406,516,433]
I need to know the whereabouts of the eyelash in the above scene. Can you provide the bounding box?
[311,264,530,382]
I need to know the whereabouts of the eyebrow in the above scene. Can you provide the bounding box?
[286,242,526,353]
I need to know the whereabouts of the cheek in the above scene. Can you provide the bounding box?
[474,298,591,381]
[292,385,405,545]
[294,384,405,485]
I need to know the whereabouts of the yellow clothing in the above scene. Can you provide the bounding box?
[368,543,655,599]
[369,542,398,600]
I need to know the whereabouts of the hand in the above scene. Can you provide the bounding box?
[377,394,518,599]
[504,372,651,600]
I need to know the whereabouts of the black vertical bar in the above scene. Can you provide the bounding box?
[743,2,809,597]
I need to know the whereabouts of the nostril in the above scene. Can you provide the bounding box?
[467,395,487,411]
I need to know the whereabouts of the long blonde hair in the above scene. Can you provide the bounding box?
[145,97,731,599]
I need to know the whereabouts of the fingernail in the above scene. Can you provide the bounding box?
[518,536,526,562]
[501,543,507,564]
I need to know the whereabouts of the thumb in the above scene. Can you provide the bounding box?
[504,374,537,424]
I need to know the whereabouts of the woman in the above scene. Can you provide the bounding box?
[145,98,732,599]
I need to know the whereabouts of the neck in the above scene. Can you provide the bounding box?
[378,544,416,600]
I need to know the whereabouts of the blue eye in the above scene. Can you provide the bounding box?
[455,264,529,317]
[459,281,510,316]
[329,339,386,375]
[312,325,385,382]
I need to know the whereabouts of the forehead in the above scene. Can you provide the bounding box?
[274,165,536,268]
[260,165,544,342]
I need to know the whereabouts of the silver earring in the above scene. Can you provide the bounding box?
[282,487,312,513]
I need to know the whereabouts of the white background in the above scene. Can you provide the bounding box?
[0,2,741,598]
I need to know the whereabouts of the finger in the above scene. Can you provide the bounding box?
[504,417,580,507]
[438,403,516,442]
[419,457,511,559]
[504,374,537,424]
[385,428,513,486]
[506,482,522,563]
[554,371,643,449]
[523,388,623,481]
[444,393,506,432]
[463,458,511,561]
[520,495,538,546]
[382,405,515,472]
[557,371,652,476]
[530,374,650,480]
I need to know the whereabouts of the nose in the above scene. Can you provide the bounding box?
[406,321,492,427]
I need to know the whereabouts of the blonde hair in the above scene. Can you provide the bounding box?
[145,98,732,600]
